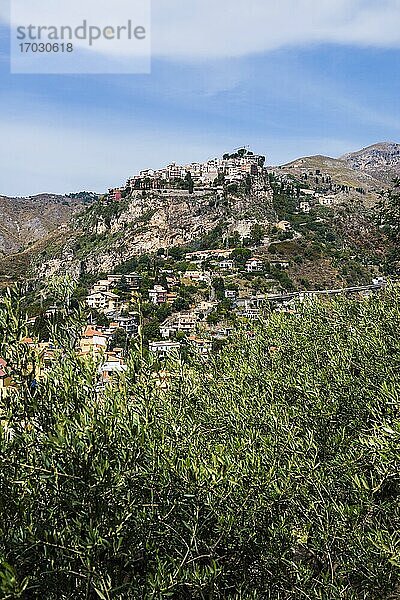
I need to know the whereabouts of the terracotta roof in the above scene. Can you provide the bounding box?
[0,369,6,377]
[83,327,105,337]
[0,357,7,368]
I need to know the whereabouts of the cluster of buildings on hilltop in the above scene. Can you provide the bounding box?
[108,148,266,198]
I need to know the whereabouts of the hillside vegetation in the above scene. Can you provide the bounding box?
[0,193,96,257]
[0,288,399,598]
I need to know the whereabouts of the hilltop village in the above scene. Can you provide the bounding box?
[108,147,266,199]
[0,148,390,395]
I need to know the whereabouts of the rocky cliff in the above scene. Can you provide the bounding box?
[340,142,400,184]
[31,175,275,279]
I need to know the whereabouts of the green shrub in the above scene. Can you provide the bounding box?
[0,288,399,598]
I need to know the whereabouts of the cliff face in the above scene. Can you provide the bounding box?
[34,175,275,278]
[340,142,400,184]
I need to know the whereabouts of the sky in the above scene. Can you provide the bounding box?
[0,0,400,196]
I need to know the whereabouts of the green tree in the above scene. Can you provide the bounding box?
[231,247,252,265]
[379,179,400,271]
[1,286,400,598]
[249,223,266,246]
[185,171,195,194]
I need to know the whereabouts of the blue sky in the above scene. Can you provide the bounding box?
[1,0,400,196]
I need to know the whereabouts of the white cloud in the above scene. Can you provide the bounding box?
[6,0,150,72]
[152,0,400,59]
[3,0,400,63]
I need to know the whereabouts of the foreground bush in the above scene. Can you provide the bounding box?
[0,289,399,598]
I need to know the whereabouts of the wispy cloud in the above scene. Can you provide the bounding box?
[1,2,399,194]
[152,0,400,60]
[3,0,400,62]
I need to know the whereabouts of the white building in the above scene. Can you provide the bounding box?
[184,271,210,283]
[319,195,338,207]
[246,259,264,273]
[225,290,238,299]
[148,285,168,305]
[160,313,198,339]
[149,341,181,358]
[220,260,234,270]
[236,308,262,319]
[187,336,212,356]
[299,201,311,213]
[79,327,109,355]
[270,260,290,269]
[86,291,120,313]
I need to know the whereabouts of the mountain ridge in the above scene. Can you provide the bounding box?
[0,192,97,257]
[340,141,400,184]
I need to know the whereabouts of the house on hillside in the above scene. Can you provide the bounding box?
[236,308,262,319]
[299,201,311,213]
[372,277,386,287]
[149,341,181,358]
[160,313,198,339]
[300,188,315,197]
[125,273,141,289]
[148,285,167,305]
[220,259,234,270]
[113,314,138,336]
[99,353,127,382]
[211,326,235,340]
[225,289,238,300]
[235,295,266,310]
[193,301,217,318]
[184,270,210,283]
[246,259,264,273]
[79,327,108,355]
[166,292,178,305]
[187,336,212,357]
[318,195,337,206]
[106,275,123,284]
[91,280,114,294]
[270,260,290,269]
[86,291,120,313]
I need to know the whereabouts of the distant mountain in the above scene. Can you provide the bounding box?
[270,154,386,207]
[281,154,383,188]
[0,192,96,256]
[340,142,400,184]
